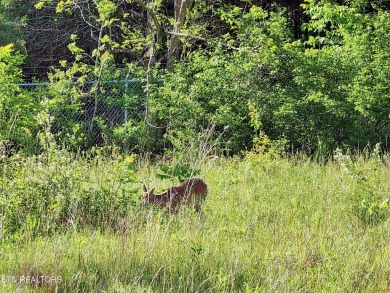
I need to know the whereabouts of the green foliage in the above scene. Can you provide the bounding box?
[0,45,41,153]
[297,1,390,151]
[358,198,389,226]
[44,55,145,151]
[0,1,26,51]
[2,153,390,291]
[0,150,138,239]
[44,63,91,149]
[1,1,390,156]
[156,163,200,182]
[144,6,291,153]
[334,145,390,226]
[348,10,390,122]
[2,1,390,290]
[143,2,389,155]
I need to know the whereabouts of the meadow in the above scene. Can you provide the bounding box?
[1,149,390,292]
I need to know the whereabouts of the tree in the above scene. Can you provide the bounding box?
[0,44,41,153]
[0,0,27,53]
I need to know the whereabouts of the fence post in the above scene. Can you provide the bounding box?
[122,75,130,152]
[90,81,99,134]
[124,75,129,123]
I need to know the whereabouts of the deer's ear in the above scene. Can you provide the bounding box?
[142,185,148,192]
[150,187,155,194]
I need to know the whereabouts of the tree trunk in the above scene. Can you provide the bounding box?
[167,0,194,71]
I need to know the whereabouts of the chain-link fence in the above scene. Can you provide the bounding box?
[19,79,146,150]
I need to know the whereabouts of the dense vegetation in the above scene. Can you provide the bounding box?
[1,1,390,291]
[0,0,389,155]
[1,148,390,291]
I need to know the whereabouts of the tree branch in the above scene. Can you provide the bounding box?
[132,0,163,48]
[167,31,260,51]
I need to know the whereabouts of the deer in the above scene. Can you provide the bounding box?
[141,178,208,213]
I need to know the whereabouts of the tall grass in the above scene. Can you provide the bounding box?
[1,151,390,292]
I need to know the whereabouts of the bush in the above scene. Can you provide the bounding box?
[0,44,41,154]
[333,145,390,226]
[0,150,138,240]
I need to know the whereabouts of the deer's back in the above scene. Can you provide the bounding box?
[170,178,207,201]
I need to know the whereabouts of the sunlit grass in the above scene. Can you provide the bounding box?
[1,153,390,292]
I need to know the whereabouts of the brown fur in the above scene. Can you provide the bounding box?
[142,178,208,213]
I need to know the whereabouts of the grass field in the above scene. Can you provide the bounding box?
[1,150,390,292]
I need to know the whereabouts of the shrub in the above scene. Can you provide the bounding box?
[0,150,138,240]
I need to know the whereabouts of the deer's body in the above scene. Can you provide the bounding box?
[142,178,207,213]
